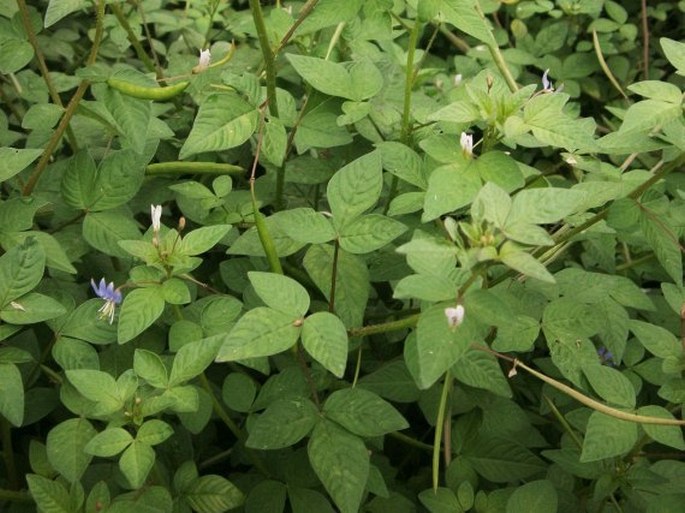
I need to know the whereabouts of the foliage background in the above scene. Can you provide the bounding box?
[1,1,684,512]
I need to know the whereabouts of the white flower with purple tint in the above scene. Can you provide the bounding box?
[197,48,211,72]
[444,304,465,328]
[151,204,162,233]
[91,278,122,324]
[541,69,554,92]
[460,132,473,158]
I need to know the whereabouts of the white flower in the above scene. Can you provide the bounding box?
[444,305,465,328]
[453,73,463,86]
[460,132,473,158]
[541,69,554,92]
[151,204,162,233]
[197,48,211,72]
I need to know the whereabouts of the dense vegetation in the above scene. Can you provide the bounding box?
[1,1,684,512]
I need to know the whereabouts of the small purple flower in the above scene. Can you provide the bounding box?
[91,278,122,324]
[597,347,614,366]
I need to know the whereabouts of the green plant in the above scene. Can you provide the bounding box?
[1,1,684,512]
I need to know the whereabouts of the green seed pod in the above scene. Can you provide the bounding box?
[106,78,190,101]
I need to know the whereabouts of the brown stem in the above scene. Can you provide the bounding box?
[22,0,106,196]
[640,0,649,80]
[275,0,320,54]
[328,238,341,313]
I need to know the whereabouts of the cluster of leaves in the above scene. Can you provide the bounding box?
[1,1,685,513]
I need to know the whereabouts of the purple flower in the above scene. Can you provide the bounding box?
[91,278,122,324]
[597,347,614,366]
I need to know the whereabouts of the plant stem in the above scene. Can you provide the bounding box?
[328,239,341,313]
[0,489,32,502]
[432,371,453,491]
[111,2,159,77]
[146,162,244,176]
[248,0,278,118]
[16,0,78,151]
[275,0,320,54]
[388,431,433,452]
[348,313,420,338]
[0,418,18,490]
[22,0,106,197]
[542,394,583,449]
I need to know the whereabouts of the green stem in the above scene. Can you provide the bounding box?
[328,239,341,313]
[388,431,433,452]
[542,394,583,449]
[432,371,453,491]
[348,313,420,338]
[248,0,278,118]
[474,3,517,92]
[275,0,320,54]
[22,0,106,197]
[0,489,32,502]
[0,418,18,490]
[146,162,243,176]
[111,2,158,76]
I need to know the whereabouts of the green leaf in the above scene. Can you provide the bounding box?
[580,411,638,462]
[180,93,258,159]
[215,307,301,361]
[119,442,156,489]
[287,56,382,101]
[180,225,231,256]
[262,117,287,166]
[248,271,310,318]
[619,100,683,134]
[246,398,319,449]
[628,80,683,103]
[65,369,123,415]
[61,150,97,210]
[0,147,43,181]
[452,345,512,398]
[499,242,555,283]
[169,336,223,387]
[227,211,307,258]
[0,237,45,307]
[184,475,245,513]
[471,182,512,227]
[415,304,475,389]
[628,320,681,359]
[583,365,636,408]
[118,287,166,344]
[161,278,191,305]
[44,0,88,27]
[0,39,33,74]
[244,480,287,513]
[103,89,151,154]
[86,482,111,513]
[324,388,408,437]
[308,420,369,513]
[107,486,172,513]
[137,419,174,446]
[276,208,336,244]
[301,311,349,378]
[83,210,142,258]
[508,187,586,225]
[358,360,421,403]
[91,150,146,211]
[84,427,133,457]
[26,474,71,513]
[393,274,456,302]
[338,214,407,254]
[0,363,24,426]
[327,151,383,225]
[440,0,496,46]
[46,418,96,482]
[419,488,464,513]
[463,435,546,482]
[637,406,685,450]
[638,207,683,286]
[0,292,66,324]
[506,480,557,513]
[660,37,685,75]
[303,244,369,328]
[59,299,118,345]
[378,141,427,189]
[422,163,482,222]
[222,373,257,413]
[288,487,335,513]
